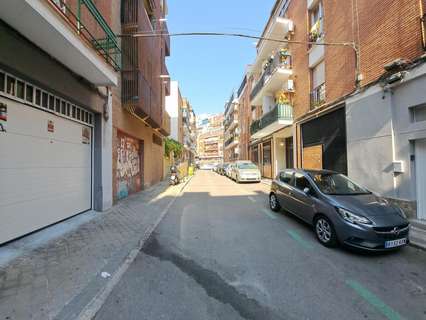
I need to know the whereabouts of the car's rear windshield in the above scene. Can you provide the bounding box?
[309,173,370,195]
[237,163,258,169]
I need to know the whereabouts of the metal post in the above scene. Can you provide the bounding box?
[77,0,82,34]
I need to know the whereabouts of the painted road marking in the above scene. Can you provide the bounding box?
[286,230,313,250]
[346,279,404,320]
[261,208,277,220]
[248,196,257,203]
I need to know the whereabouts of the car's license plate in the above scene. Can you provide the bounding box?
[385,238,407,248]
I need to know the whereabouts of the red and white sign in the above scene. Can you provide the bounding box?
[47,120,54,133]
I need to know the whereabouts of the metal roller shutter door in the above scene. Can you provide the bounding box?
[0,98,92,244]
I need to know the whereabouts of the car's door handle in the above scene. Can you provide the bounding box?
[288,191,293,196]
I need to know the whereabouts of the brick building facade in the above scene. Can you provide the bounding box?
[114,0,170,202]
[242,0,426,225]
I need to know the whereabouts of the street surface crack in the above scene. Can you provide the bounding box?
[142,234,290,320]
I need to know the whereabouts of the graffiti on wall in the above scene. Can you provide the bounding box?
[116,133,142,200]
[0,103,7,132]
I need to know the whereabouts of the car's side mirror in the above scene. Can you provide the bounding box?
[303,187,311,195]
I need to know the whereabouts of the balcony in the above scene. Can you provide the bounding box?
[251,51,293,105]
[162,22,171,57]
[224,135,240,149]
[250,104,293,139]
[0,0,120,86]
[122,70,162,129]
[162,63,170,95]
[254,18,294,72]
[308,18,325,67]
[310,83,326,109]
[160,111,171,136]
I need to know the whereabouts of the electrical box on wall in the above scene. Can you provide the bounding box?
[392,161,404,173]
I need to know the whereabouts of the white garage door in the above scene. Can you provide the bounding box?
[0,98,92,244]
[416,139,426,221]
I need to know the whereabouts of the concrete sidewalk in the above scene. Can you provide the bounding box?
[0,179,188,320]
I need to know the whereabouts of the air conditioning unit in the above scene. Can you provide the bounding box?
[284,80,295,92]
[288,20,295,33]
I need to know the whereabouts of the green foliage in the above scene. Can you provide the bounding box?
[164,138,183,159]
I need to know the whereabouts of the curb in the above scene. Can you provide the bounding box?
[76,175,193,320]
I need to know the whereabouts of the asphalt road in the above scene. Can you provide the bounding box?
[95,170,426,320]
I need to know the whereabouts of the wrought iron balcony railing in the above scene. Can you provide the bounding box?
[50,0,121,71]
[310,83,326,109]
[250,104,293,135]
[250,51,292,102]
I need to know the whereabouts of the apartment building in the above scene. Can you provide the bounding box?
[182,98,197,163]
[249,0,426,224]
[0,0,172,243]
[165,81,184,143]
[236,71,253,161]
[118,0,170,201]
[165,82,197,163]
[196,114,224,164]
[249,2,295,179]
[0,0,120,244]
[223,92,240,162]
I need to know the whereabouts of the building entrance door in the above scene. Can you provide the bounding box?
[415,139,426,220]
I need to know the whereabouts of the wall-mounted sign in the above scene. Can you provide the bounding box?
[0,103,7,133]
[82,127,90,144]
[47,120,54,133]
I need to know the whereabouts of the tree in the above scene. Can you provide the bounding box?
[164,138,184,160]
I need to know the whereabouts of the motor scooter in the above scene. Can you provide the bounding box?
[169,165,180,185]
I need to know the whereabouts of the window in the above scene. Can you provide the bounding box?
[6,76,16,95]
[35,89,41,105]
[294,173,312,191]
[310,61,326,108]
[312,61,325,90]
[285,137,294,169]
[279,171,293,184]
[144,0,156,29]
[0,70,94,126]
[26,85,34,103]
[55,98,61,112]
[49,95,55,110]
[42,92,48,108]
[310,172,370,195]
[0,72,4,92]
[16,80,25,99]
[411,104,426,123]
[263,142,272,165]
[309,1,324,43]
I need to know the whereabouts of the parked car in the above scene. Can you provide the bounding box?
[225,163,234,178]
[213,163,221,173]
[216,163,226,175]
[200,163,216,170]
[230,161,261,183]
[269,169,410,251]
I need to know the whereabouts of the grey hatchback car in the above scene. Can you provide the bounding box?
[269,169,410,251]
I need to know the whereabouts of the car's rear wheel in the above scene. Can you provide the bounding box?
[314,216,338,247]
[269,193,281,212]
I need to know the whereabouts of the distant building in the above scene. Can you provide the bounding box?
[196,114,224,164]
[223,92,240,162]
[165,81,197,163]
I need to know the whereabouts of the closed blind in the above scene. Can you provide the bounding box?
[312,61,325,89]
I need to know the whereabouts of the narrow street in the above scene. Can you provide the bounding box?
[95,170,426,320]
